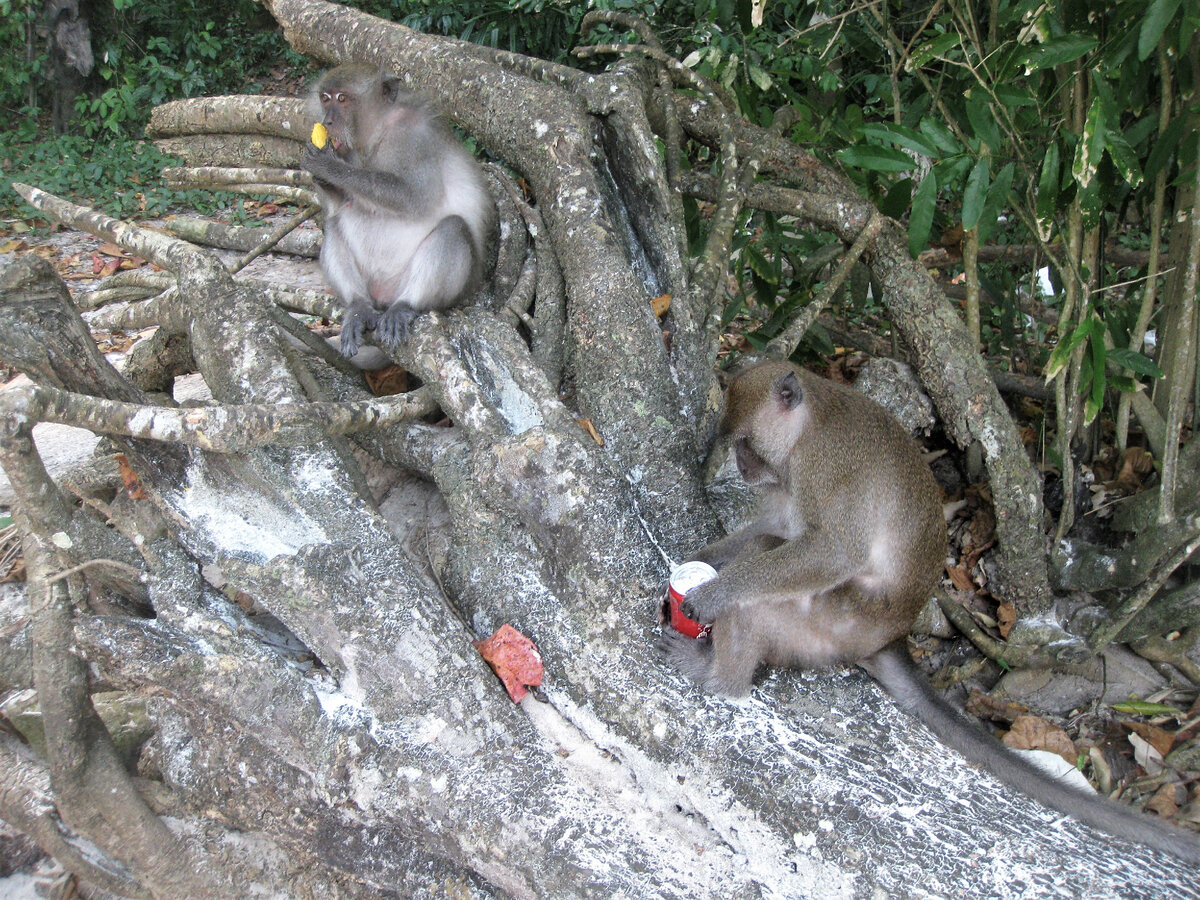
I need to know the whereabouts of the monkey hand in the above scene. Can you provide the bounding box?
[679,578,727,623]
[302,142,342,179]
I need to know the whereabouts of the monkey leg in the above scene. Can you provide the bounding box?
[660,612,763,697]
[705,608,766,696]
[370,215,479,349]
[339,299,379,358]
[658,630,715,687]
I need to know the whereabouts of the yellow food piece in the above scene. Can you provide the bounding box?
[311,123,328,149]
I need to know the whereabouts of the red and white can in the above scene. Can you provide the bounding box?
[665,561,718,639]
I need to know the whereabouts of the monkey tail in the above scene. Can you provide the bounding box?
[861,641,1200,866]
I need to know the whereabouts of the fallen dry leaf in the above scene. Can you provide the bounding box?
[115,454,148,500]
[93,253,121,278]
[996,601,1017,639]
[946,562,975,592]
[365,365,407,396]
[1114,447,1154,494]
[966,689,1027,724]
[97,241,131,258]
[1129,731,1165,776]
[1145,783,1182,819]
[1003,714,1077,765]
[1123,721,1175,758]
[473,624,544,702]
[576,418,604,446]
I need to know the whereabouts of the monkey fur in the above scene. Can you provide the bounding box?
[664,360,1200,866]
[303,64,496,357]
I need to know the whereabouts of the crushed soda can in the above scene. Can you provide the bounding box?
[664,560,717,639]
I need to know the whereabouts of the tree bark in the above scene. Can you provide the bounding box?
[1,1,1193,896]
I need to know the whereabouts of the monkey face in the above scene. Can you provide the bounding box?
[318,90,354,155]
[720,362,810,488]
[310,64,381,156]
[733,435,777,486]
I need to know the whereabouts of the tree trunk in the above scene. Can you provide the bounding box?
[1,1,1190,896]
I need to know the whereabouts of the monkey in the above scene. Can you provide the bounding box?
[663,360,1200,866]
[302,64,496,358]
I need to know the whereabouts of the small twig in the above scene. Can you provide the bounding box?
[45,558,145,588]
[1087,519,1200,652]
[230,205,320,275]
[937,593,1011,661]
[764,209,885,359]
[267,305,362,378]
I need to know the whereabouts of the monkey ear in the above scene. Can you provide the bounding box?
[380,76,404,103]
[775,372,803,410]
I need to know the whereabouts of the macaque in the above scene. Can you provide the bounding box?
[303,64,496,358]
[664,360,1200,865]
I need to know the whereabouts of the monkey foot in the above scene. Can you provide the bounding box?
[657,629,711,679]
[339,306,379,358]
[375,305,418,348]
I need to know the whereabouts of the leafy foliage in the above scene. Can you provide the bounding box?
[1,131,241,222]
[0,0,300,135]
[1,0,1193,423]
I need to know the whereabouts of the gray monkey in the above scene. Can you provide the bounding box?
[303,65,496,357]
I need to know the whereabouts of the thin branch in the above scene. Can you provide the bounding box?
[0,381,440,453]
[763,209,885,359]
[1087,518,1200,652]
[230,205,320,274]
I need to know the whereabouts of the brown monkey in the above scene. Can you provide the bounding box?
[303,64,496,357]
[664,360,1200,866]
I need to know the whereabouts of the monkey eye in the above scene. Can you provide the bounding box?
[335,92,348,103]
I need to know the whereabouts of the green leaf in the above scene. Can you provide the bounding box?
[909,170,937,257]
[993,84,1036,109]
[933,155,971,187]
[1036,142,1061,238]
[1108,347,1164,378]
[1084,336,1106,425]
[962,157,990,231]
[1072,96,1106,188]
[918,118,962,155]
[965,95,1002,151]
[1077,177,1104,230]
[836,145,917,172]
[1044,318,1095,381]
[907,32,962,70]
[978,162,1014,243]
[1104,124,1145,188]
[1112,701,1184,718]
[1139,0,1183,60]
[736,0,755,33]
[745,243,778,283]
[1109,375,1138,393]
[747,63,772,92]
[1144,116,1185,184]
[1018,35,1099,73]
[880,177,915,218]
[863,123,938,158]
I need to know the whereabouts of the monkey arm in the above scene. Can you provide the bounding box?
[690,529,785,570]
[681,527,861,623]
[302,146,439,218]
